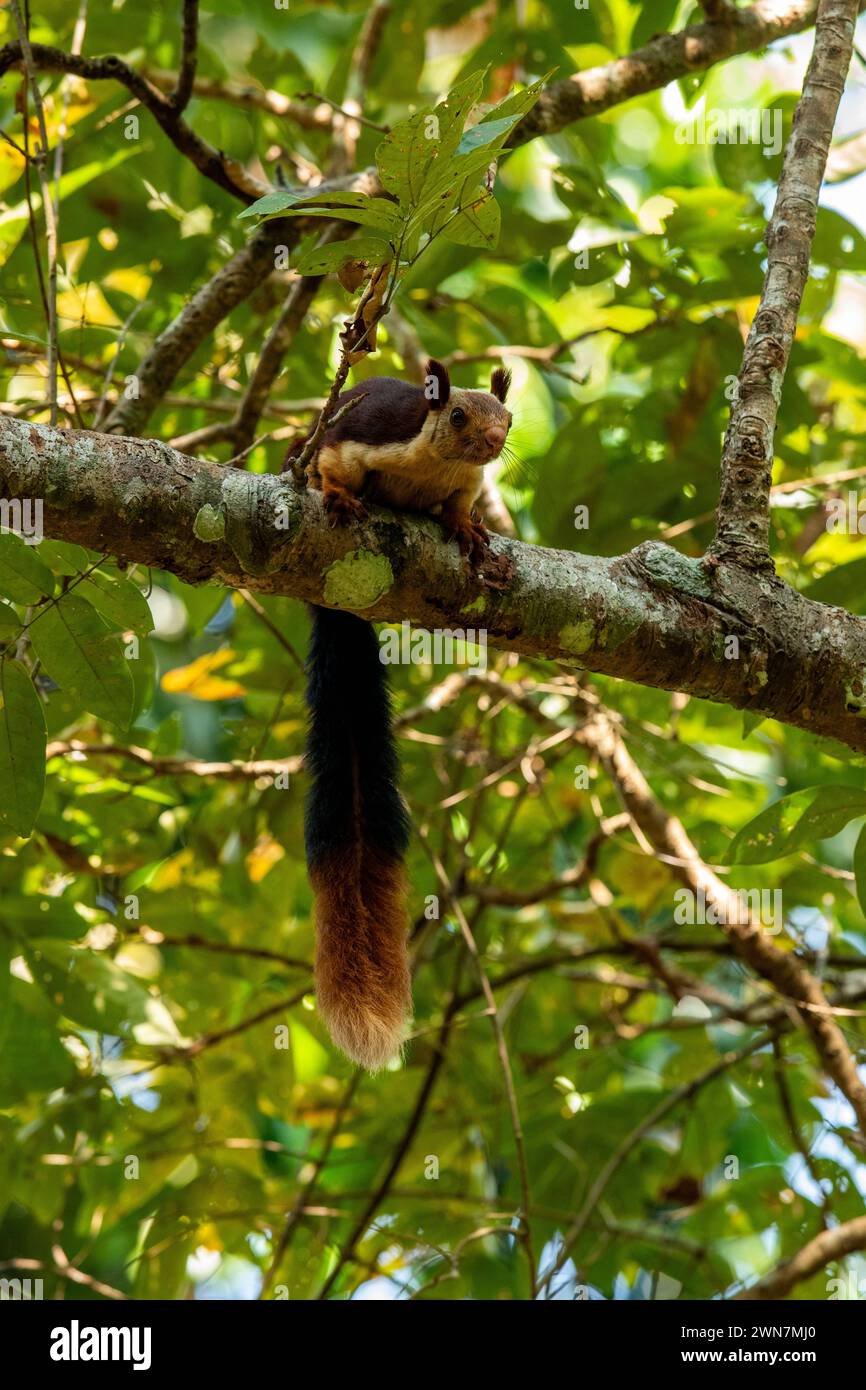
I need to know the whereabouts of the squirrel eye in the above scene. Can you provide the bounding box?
[450,407,467,427]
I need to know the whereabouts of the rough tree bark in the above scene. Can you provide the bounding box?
[710,0,860,566]
[3,415,866,753]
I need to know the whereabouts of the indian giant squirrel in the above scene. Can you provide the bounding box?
[284,359,512,1070]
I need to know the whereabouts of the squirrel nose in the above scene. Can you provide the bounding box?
[485,425,506,453]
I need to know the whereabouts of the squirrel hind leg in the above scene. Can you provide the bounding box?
[318,449,368,524]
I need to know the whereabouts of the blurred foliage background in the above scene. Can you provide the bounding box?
[1,0,866,1301]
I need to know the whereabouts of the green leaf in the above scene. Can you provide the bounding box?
[241,189,402,235]
[0,532,54,604]
[237,189,303,220]
[377,107,446,206]
[742,710,765,739]
[0,602,19,639]
[0,978,74,1105]
[727,785,866,864]
[785,785,866,852]
[26,940,184,1043]
[36,539,91,576]
[376,76,487,207]
[443,190,501,248]
[476,72,551,126]
[283,205,400,235]
[28,594,134,728]
[726,788,817,865]
[854,823,866,921]
[294,236,392,275]
[660,187,759,252]
[456,116,515,156]
[0,659,46,836]
[812,208,866,271]
[803,556,866,612]
[75,569,154,635]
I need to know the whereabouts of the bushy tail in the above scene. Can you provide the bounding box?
[305,605,411,1071]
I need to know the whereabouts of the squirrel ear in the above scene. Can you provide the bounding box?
[424,359,450,410]
[490,366,512,403]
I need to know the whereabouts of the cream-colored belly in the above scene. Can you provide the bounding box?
[317,438,482,512]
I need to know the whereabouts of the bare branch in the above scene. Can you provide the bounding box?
[0,40,268,203]
[46,738,301,782]
[575,700,866,1139]
[735,1215,866,1297]
[142,67,336,130]
[10,2,59,426]
[102,220,288,436]
[710,0,859,566]
[171,0,199,113]
[509,0,851,148]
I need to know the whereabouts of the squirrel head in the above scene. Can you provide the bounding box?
[424,358,512,465]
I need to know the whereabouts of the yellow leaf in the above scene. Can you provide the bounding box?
[103,267,153,299]
[56,283,120,329]
[152,848,194,890]
[196,1223,223,1252]
[246,833,285,883]
[161,650,246,700]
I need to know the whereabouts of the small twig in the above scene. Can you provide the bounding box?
[294,90,389,134]
[0,1254,128,1301]
[172,0,199,112]
[291,387,368,481]
[11,0,59,425]
[46,737,302,780]
[260,1072,362,1298]
[421,834,538,1299]
[51,0,88,214]
[537,1029,776,1297]
[171,987,309,1060]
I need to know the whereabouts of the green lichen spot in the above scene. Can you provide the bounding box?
[461,595,487,617]
[560,620,595,655]
[194,503,226,542]
[603,611,641,650]
[641,543,714,600]
[844,675,866,715]
[323,549,393,610]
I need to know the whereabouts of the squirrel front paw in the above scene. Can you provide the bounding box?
[323,489,368,525]
[444,515,490,567]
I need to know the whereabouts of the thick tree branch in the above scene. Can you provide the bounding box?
[710,0,859,567]
[735,1215,866,1297]
[6,417,866,756]
[509,0,846,148]
[0,41,268,203]
[101,220,289,437]
[575,699,866,1140]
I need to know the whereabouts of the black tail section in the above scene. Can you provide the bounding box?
[304,606,412,1070]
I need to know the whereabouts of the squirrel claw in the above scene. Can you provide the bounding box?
[449,519,491,568]
[324,491,367,525]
